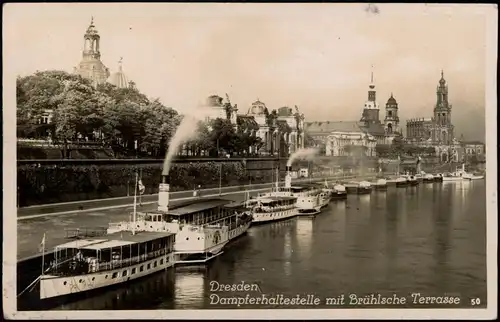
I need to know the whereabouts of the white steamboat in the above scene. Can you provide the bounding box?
[34,173,177,300]
[38,231,176,300]
[107,174,252,264]
[262,166,325,215]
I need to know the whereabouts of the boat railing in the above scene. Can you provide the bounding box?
[49,248,171,276]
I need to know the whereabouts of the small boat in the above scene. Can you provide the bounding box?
[442,172,464,181]
[406,175,419,186]
[395,176,409,187]
[414,174,424,182]
[462,173,485,180]
[433,173,444,182]
[373,178,387,191]
[331,183,348,200]
[357,181,372,194]
[423,173,436,183]
[385,177,399,186]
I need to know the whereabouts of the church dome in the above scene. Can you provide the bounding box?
[386,93,398,106]
[107,59,129,89]
[206,95,224,107]
[248,99,267,115]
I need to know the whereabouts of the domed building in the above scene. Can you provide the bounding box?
[74,18,135,89]
[384,93,400,136]
[74,17,110,87]
[107,58,131,89]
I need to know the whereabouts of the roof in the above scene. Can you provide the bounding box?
[55,239,108,250]
[360,122,386,136]
[277,106,294,117]
[167,198,232,216]
[82,240,136,250]
[258,196,296,203]
[305,121,363,134]
[237,115,259,130]
[55,231,174,250]
[386,94,398,105]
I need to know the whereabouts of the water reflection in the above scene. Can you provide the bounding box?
[283,228,292,278]
[295,217,313,256]
[173,269,205,309]
[330,201,347,244]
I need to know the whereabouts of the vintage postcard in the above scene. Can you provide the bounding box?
[3,2,497,320]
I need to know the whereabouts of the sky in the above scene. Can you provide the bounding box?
[3,3,496,141]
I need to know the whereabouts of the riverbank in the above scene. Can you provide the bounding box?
[16,174,375,262]
[17,174,369,219]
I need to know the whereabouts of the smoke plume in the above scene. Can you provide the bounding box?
[286,147,319,167]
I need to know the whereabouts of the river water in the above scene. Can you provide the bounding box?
[22,180,487,310]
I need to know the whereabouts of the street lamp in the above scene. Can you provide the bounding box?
[219,163,222,196]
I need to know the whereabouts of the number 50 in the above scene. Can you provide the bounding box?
[470,298,481,306]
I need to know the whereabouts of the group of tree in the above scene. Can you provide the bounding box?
[16,70,267,158]
[375,136,436,159]
[183,118,264,157]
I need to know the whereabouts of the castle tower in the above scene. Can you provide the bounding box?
[74,17,110,86]
[384,93,400,134]
[360,71,380,126]
[432,70,454,144]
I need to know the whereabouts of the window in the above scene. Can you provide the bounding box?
[160,259,164,265]
[140,265,144,272]
[132,268,136,274]
[147,263,151,270]
[154,261,158,268]
[123,270,128,277]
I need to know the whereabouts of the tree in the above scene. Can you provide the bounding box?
[375,144,391,157]
[17,70,180,158]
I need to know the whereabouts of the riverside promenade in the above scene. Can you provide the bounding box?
[16,174,374,261]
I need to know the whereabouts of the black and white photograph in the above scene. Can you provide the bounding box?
[3,3,497,320]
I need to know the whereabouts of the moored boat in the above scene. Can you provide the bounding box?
[373,178,387,191]
[423,173,435,183]
[406,175,419,186]
[433,173,444,182]
[462,173,485,180]
[263,166,325,216]
[442,172,464,181]
[39,231,176,300]
[107,174,253,265]
[395,176,409,187]
[250,196,298,223]
[331,183,348,200]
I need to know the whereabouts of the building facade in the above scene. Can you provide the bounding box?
[198,95,305,156]
[406,71,455,145]
[405,71,463,163]
[324,122,377,157]
[305,72,401,155]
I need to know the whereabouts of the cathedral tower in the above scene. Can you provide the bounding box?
[432,70,454,144]
[384,93,400,134]
[360,71,380,126]
[74,17,110,86]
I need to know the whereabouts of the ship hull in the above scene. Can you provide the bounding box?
[40,253,175,300]
[252,208,298,224]
[331,192,347,200]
